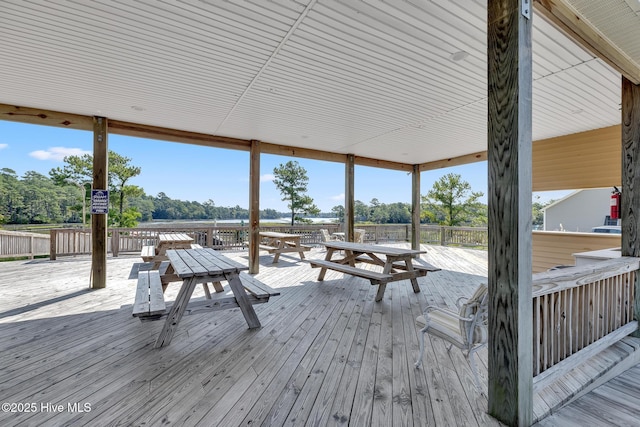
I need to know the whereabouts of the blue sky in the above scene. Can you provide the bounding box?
[0,121,569,212]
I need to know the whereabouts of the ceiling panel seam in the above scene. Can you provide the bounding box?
[214,0,317,134]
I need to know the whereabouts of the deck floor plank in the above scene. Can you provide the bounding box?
[136,278,328,426]
[0,244,638,426]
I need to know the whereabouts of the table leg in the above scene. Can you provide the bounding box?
[401,257,421,293]
[317,248,335,281]
[202,283,212,299]
[295,238,305,260]
[225,272,261,328]
[375,261,396,302]
[212,281,224,292]
[346,250,356,267]
[374,284,387,302]
[154,277,198,348]
[272,239,282,264]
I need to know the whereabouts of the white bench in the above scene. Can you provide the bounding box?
[132,271,166,320]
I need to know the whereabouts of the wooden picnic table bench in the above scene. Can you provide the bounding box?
[132,270,166,320]
[259,231,311,263]
[310,241,440,301]
[309,259,393,284]
[132,247,279,348]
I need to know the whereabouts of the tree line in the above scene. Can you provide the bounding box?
[1,151,503,228]
[0,167,290,226]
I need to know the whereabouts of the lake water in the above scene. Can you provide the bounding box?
[145,218,339,226]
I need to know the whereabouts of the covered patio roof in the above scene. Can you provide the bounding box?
[1,0,638,168]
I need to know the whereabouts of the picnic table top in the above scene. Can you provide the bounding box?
[321,241,426,256]
[259,231,302,239]
[157,233,194,244]
[166,248,248,279]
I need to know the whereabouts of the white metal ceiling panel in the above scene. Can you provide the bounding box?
[0,0,631,166]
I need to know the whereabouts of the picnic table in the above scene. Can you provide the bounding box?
[309,241,440,301]
[259,231,311,263]
[140,232,194,269]
[133,247,279,348]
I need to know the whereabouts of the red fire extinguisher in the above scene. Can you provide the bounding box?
[610,186,621,220]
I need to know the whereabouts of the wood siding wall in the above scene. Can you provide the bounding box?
[532,231,621,272]
[533,125,621,191]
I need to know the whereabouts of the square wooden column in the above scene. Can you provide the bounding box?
[487,0,533,425]
[411,164,421,251]
[91,116,108,289]
[249,140,261,274]
[621,77,640,336]
[345,154,355,242]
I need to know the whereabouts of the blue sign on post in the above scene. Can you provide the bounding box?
[91,190,109,214]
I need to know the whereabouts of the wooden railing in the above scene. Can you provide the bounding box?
[531,257,638,390]
[420,225,488,248]
[43,224,489,259]
[49,228,93,259]
[0,229,50,259]
[108,225,344,256]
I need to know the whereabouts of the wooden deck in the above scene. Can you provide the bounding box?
[0,244,636,426]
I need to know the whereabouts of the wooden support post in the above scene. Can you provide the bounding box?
[91,116,108,289]
[621,77,640,337]
[206,228,213,247]
[112,228,120,257]
[345,154,355,242]
[49,229,57,260]
[249,140,261,274]
[29,235,34,260]
[487,1,533,425]
[412,164,421,252]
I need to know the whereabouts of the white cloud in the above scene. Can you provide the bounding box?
[330,193,345,201]
[260,173,275,182]
[29,146,91,161]
[0,143,7,150]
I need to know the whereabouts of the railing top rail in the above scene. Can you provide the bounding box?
[532,230,623,238]
[532,256,640,297]
[0,229,50,238]
[441,225,488,231]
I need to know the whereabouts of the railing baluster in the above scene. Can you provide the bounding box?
[533,258,640,378]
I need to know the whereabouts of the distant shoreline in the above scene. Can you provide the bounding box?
[142,218,340,226]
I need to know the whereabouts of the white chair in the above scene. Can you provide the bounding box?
[320,229,339,242]
[354,228,365,243]
[414,283,488,393]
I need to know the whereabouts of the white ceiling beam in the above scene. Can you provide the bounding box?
[534,0,640,84]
